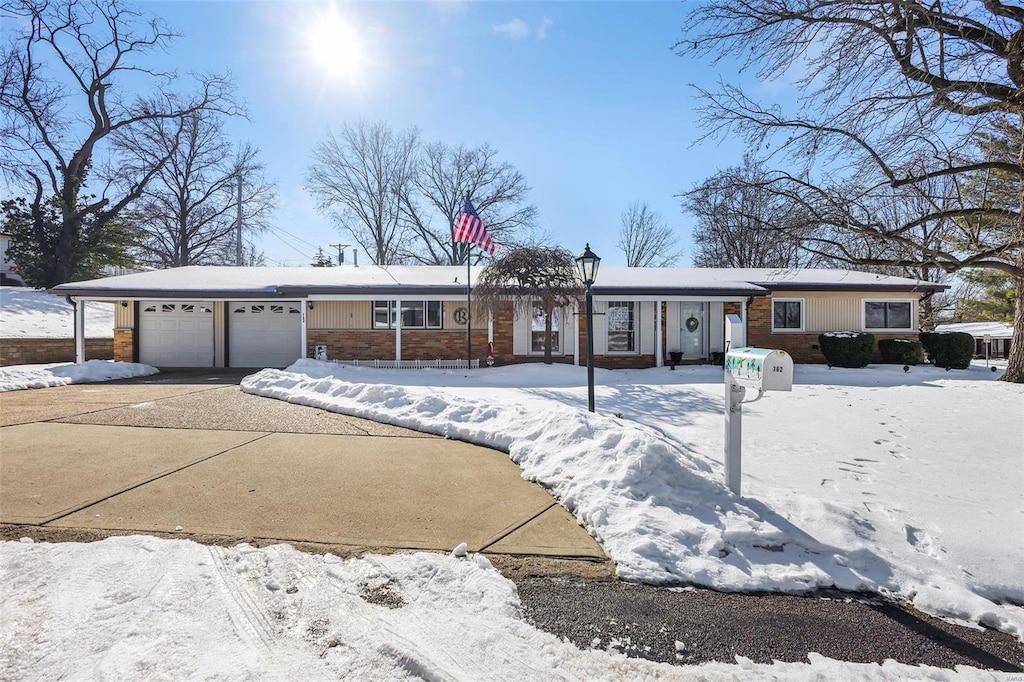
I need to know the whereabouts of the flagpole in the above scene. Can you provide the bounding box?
[466,243,472,369]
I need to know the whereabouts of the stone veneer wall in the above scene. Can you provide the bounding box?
[0,338,114,366]
[113,329,134,363]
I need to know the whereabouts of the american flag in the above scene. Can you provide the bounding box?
[452,200,495,255]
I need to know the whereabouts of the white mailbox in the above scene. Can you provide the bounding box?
[724,347,794,392]
[722,347,794,496]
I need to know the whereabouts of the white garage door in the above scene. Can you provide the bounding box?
[229,301,302,368]
[139,301,215,367]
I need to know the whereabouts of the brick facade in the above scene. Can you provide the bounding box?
[308,330,495,364]
[113,329,134,363]
[0,337,114,366]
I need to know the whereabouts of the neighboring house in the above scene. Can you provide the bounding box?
[50,266,945,369]
[0,232,25,286]
[935,321,1015,359]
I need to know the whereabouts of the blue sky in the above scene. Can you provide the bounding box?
[14,1,764,266]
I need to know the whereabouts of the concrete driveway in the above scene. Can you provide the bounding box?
[0,370,605,564]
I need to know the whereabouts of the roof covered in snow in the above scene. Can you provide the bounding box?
[935,321,1015,338]
[49,265,946,299]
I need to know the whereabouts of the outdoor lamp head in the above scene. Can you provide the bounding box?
[576,243,601,286]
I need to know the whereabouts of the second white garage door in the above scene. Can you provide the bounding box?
[229,302,302,368]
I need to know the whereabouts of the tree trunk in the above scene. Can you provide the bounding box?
[1000,277,1024,382]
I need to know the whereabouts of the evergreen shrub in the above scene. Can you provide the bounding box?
[878,338,923,365]
[919,331,975,370]
[818,331,875,368]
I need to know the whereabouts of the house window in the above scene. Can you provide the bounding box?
[772,299,804,331]
[607,301,636,353]
[864,300,913,330]
[373,301,443,329]
[530,302,561,353]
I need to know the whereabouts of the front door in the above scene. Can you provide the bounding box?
[680,303,705,358]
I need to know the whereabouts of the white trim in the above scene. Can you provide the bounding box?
[771,297,805,332]
[605,300,640,356]
[527,302,564,356]
[301,303,308,360]
[395,298,402,363]
[862,298,916,332]
[573,301,580,366]
[655,300,663,367]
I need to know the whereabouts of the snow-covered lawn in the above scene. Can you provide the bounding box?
[239,359,1023,642]
[0,286,114,338]
[0,359,158,392]
[0,536,1008,681]
[2,359,1021,679]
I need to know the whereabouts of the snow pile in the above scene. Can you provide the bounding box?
[0,360,157,392]
[242,360,1024,640]
[0,287,114,338]
[0,536,1002,681]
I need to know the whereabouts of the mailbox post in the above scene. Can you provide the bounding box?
[722,347,794,495]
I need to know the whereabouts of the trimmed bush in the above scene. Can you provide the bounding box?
[878,338,924,365]
[819,331,875,368]
[919,331,975,370]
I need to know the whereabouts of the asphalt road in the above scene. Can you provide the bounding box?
[517,578,1023,672]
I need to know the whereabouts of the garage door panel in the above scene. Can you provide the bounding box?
[229,302,301,368]
[140,301,215,367]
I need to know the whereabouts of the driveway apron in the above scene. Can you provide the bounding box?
[0,372,605,560]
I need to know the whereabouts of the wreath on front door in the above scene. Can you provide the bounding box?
[685,315,700,332]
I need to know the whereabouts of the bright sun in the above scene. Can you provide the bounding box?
[305,10,363,81]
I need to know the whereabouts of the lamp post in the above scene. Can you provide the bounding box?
[575,243,601,413]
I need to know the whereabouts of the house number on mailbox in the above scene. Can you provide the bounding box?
[454,307,469,325]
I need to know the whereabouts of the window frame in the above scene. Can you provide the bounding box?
[372,300,444,330]
[529,301,562,355]
[771,298,805,332]
[605,300,638,354]
[862,299,915,332]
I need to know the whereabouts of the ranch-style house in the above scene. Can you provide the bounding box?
[50,265,946,369]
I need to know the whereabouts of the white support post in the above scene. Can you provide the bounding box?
[487,311,493,344]
[655,300,663,367]
[724,375,745,496]
[395,299,402,364]
[301,301,309,361]
[74,298,86,364]
[573,301,580,367]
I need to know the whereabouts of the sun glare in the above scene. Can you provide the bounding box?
[305,9,363,81]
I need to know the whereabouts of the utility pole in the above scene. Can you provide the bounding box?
[235,174,243,266]
[329,243,349,265]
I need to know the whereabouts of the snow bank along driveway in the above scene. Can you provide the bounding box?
[242,360,1024,641]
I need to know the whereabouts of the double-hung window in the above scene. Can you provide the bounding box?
[864,300,913,331]
[772,299,804,331]
[606,301,636,353]
[530,302,560,353]
[373,301,443,329]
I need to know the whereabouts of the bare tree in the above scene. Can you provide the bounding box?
[616,201,681,267]
[122,111,276,267]
[306,121,419,266]
[475,245,582,364]
[398,142,537,265]
[0,0,238,286]
[678,1,1024,382]
[682,157,826,268]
